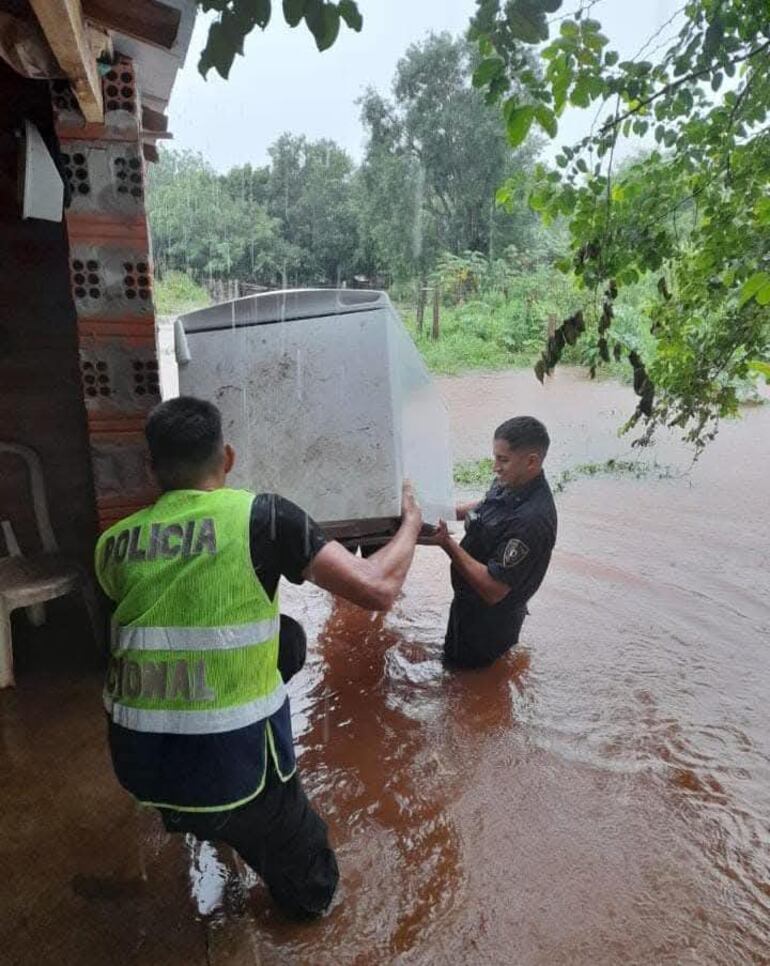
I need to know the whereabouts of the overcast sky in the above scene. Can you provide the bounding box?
[167,0,682,172]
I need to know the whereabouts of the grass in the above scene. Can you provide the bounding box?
[551,458,675,493]
[154,271,210,316]
[452,457,676,493]
[396,266,664,380]
[454,458,494,487]
[404,308,539,375]
[396,265,581,375]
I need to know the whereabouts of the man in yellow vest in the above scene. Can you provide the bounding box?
[95,395,422,919]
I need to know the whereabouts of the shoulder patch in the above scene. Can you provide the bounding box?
[502,538,530,569]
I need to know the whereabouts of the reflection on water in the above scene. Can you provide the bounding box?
[190,370,770,965]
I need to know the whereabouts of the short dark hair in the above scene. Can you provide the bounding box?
[494,416,550,457]
[145,396,224,490]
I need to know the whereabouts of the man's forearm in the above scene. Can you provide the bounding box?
[442,539,509,606]
[367,517,421,601]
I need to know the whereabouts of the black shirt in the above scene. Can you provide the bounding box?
[448,472,557,662]
[249,493,327,599]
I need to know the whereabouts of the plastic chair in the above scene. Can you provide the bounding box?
[0,442,102,687]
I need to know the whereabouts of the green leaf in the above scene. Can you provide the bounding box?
[755,198,770,226]
[283,0,305,27]
[305,1,339,51]
[221,9,248,55]
[704,18,724,58]
[558,189,576,214]
[495,185,512,206]
[338,0,362,31]
[538,0,562,12]
[257,0,272,27]
[535,104,557,137]
[739,272,770,307]
[711,71,723,92]
[570,76,591,107]
[576,157,588,173]
[551,62,571,114]
[529,187,551,212]
[756,283,770,306]
[473,57,505,88]
[232,0,272,29]
[604,50,619,67]
[507,1,549,44]
[505,103,536,146]
[320,4,341,49]
[198,18,239,78]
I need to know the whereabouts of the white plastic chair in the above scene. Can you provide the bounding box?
[0,442,102,687]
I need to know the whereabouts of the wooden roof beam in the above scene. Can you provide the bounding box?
[28,0,104,122]
[141,105,169,134]
[82,0,181,51]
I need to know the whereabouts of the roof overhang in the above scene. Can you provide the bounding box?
[3,0,195,151]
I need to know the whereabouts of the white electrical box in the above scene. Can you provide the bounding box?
[176,289,455,539]
[19,120,63,222]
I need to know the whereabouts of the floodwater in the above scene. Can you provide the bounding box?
[2,368,769,965]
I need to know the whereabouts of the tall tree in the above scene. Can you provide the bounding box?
[147,149,281,283]
[265,134,360,284]
[357,33,541,281]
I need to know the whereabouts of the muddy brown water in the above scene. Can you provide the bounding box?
[2,368,769,965]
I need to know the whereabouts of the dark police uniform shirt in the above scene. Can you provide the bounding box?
[108,494,327,811]
[446,472,557,665]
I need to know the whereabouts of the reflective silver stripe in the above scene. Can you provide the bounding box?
[104,683,287,735]
[115,616,280,653]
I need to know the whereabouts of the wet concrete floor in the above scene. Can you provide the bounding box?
[2,368,769,964]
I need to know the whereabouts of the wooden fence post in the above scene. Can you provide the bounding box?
[416,280,426,334]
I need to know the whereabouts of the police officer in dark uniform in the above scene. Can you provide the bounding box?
[426,416,557,668]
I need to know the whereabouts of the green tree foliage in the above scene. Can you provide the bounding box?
[470,0,770,449]
[264,134,360,284]
[357,34,542,278]
[197,0,362,78]
[148,139,360,288]
[147,150,282,282]
[149,34,548,292]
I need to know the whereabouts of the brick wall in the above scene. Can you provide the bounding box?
[53,56,161,532]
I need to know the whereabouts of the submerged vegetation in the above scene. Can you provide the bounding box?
[453,457,676,493]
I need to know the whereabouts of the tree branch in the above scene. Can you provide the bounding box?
[600,40,770,135]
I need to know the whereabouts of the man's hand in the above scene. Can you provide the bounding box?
[420,518,452,550]
[420,518,510,604]
[303,480,423,612]
[455,500,479,522]
[401,480,422,532]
